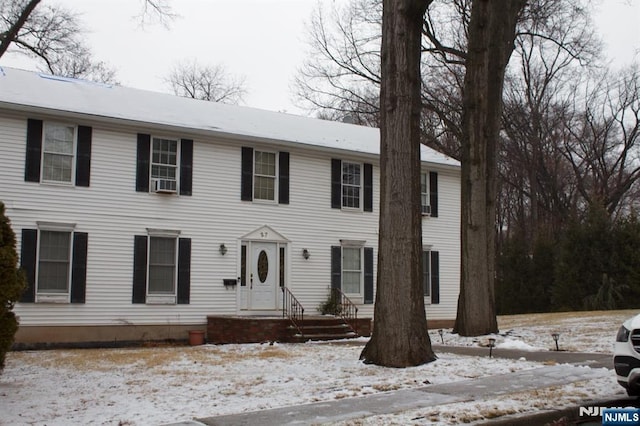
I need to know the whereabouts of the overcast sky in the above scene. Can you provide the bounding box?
[1,0,638,115]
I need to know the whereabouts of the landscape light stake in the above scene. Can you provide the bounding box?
[552,333,560,351]
[488,337,496,358]
[438,329,444,344]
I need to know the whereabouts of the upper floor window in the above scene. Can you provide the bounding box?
[254,150,277,201]
[421,171,439,218]
[241,147,289,204]
[136,134,193,196]
[25,119,92,187]
[42,123,75,183]
[421,172,430,215]
[331,159,373,212]
[342,162,361,209]
[151,137,178,192]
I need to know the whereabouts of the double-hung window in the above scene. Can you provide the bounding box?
[38,230,72,296]
[342,162,361,209]
[148,236,177,296]
[25,119,92,186]
[132,230,191,305]
[423,249,431,297]
[331,244,374,304]
[19,224,88,304]
[421,172,430,215]
[254,151,277,201]
[151,137,178,192]
[342,246,362,295]
[136,134,193,195]
[240,147,290,204]
[423,249,440,304]
[331,159,372,212]
[42,123,76,183]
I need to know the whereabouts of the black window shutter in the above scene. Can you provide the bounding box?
[331,159,342,209]
[25,119,43,182]
[278,151,290,204]
[364,163,373,212]
[241,147,253,201]
[19,229,37,303]
[364,247,374,304]
[70,232,88,303]
[75,126,92,187]
[331,246,341,290]
[177,238,191,304]
[431,251,440,304]
[423,251,430,297]
[136,134,151,192]
[180,139,193,196]
[132,235,148,304]
[429,171,438,217]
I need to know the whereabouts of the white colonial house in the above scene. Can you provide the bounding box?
[0,67,460,347]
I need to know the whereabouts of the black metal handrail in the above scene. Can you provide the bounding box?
[330,287,359,335]
[282,287,304,338]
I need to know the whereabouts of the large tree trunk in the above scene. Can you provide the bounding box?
[360,0,435,367]
[454,0,525,336]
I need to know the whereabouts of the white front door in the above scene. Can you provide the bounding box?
[250,241,278,310]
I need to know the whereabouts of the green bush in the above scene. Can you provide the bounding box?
[318,292,341,315]
[0,201,26,372]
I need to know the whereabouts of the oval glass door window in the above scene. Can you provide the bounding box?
[257,250,269,283]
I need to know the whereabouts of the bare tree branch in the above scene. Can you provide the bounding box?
[0,0,39,58]
[166,60,247,104]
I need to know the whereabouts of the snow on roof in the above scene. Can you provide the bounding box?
[0,67,458,167]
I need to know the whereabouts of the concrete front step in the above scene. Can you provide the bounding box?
[295,324,351,334]
[287,316,359,342]
[292,332,358,342]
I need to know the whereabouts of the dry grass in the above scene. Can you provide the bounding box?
[497,309,638,328]
[11,343,294,374]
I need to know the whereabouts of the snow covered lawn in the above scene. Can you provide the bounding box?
[0,310,635,425]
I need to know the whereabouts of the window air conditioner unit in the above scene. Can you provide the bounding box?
[422,205,431,216]
[153,179,177,193]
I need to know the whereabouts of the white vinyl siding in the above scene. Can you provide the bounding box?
[42,123,75,183]
[1,111,459,326]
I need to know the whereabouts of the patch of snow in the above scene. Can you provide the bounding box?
[0,311,632,425]
[496,338,544,351]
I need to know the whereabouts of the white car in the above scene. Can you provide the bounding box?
[614,314,640,396]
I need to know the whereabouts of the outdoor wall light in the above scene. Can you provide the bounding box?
[552,332,560,351]
[219,243,227,256]
[302,248,310,260]
[488,337,496,358]
[438,329,444,344]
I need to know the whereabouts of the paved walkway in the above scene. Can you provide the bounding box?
[164,345,615,426]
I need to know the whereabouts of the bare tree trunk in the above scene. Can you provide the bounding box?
[454,0,525,337]
[360,0,435,367]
